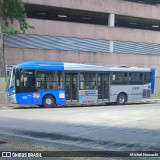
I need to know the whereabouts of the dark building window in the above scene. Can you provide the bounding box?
[123,0,160,6]
[25,3,160,31]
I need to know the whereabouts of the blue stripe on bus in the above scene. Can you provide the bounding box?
[16,61,64,71]
[151,68,155,94]
[111,93,143,96]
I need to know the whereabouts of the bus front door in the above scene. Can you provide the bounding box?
[98,74,109,101]
[65,73,78,103]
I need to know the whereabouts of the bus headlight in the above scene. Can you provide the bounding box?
[8,90,15,96]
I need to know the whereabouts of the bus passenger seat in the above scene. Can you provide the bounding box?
[50,85,53,89]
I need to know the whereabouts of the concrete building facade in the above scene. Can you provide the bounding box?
[3,0,160,75]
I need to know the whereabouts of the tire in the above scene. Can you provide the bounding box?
[116,93,127,105]
[42,95,56,108]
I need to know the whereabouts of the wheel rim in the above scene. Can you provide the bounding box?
[119,96,125,104]
[45,98,52,105]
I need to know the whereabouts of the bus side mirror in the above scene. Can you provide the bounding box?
[36,82,40,88]
[16,79,20,86]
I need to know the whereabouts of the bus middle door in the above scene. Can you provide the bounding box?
[98,73,109,102]
[65,73,78,103]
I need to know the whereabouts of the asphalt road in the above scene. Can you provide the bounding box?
[0,103,160,160]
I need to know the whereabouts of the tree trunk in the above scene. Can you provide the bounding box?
[0,24,5,76]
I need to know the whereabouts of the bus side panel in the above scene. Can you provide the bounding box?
[110,83,152,103]
[16,90,66,105]
[109,85,143,102]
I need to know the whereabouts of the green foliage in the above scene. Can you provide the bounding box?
[0,0,34,33]
[2,25,19,34]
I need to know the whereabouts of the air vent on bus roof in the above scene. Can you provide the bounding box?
[120,65,129,68]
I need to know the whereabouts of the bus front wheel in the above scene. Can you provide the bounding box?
[42,95,56,108]
[116,93,127,105]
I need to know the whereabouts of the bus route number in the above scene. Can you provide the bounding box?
[132,87,139,90]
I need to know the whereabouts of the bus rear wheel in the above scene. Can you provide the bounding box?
[117,93,127,105]
[42,95,56,108]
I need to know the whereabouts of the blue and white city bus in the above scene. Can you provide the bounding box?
[6,61,155,107]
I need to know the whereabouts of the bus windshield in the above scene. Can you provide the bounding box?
[6,68,15,91]
[15,69,37,93]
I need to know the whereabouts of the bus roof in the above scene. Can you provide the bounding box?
[14,61,152,72]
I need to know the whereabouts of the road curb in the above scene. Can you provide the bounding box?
[140,99,160,103]
[0,105,25,109]
[0,99,160,109]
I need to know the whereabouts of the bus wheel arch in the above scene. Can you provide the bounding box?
[42,94,56,108]
[116,92,127,105]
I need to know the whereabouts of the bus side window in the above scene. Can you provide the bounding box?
[129,72,143,84]
[57,72,63,89]
[112,72,128,84]
[144,72,151,83]
[80,74,84,90]
[36,71,58,89]
[80,72,96,90]
[24,77,28,86]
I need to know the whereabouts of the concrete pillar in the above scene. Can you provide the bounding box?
[109,41,114,53]
[108,14,115,53]
[108,13,115,27]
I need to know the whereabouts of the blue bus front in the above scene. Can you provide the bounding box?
[7,67,66,106]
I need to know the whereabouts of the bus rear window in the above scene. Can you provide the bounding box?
[128,72,143,84]
[144,72,151,83]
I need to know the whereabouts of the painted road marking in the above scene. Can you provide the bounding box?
[2,106,9,109]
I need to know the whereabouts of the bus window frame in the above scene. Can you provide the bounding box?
[111,71,152,85]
